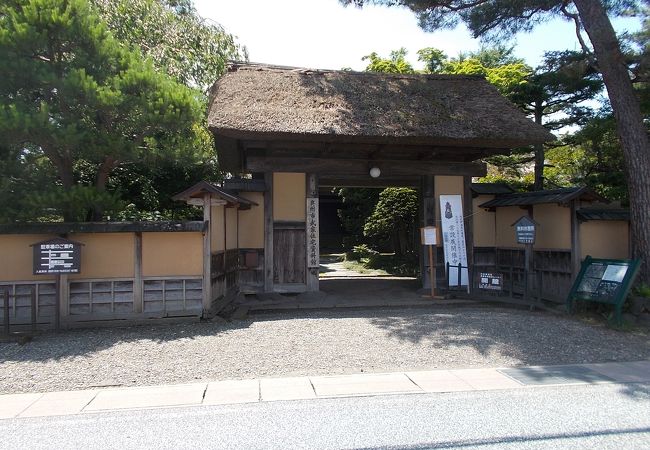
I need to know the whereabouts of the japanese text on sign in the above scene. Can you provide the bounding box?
[439,195,468,286]
[306,198,319,268]
[32,238,81,274]
[479,272,503,291]
[514,216,536,245]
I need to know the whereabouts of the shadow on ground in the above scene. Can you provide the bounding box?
[0,319,253,364]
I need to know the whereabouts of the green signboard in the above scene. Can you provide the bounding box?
[567,256,641,323]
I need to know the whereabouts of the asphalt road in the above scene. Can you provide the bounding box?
[2,383,649,450]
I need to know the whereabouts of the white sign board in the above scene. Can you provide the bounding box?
[306,197,319,268]
[421,226,437,246]
[439,195,469,286]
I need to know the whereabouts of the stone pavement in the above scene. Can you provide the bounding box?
[1,360,649,420]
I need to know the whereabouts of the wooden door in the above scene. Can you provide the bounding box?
[273,224,306,285]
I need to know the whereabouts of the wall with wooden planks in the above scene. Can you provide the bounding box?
[472,195,497,247]
[226,207,238,250]
[273,173,306,221]
[0,229,206,328]
[0,233,135,282]
[210,204,225,252]
[494,206,524,248]
[237,192,264,249]
[491,204,572,250]
[533,204,571,250]
[142,232,203,277]
[0,234,57,282]
[434,176,464,223]
[69,233,135,279]
[580,220,630,259]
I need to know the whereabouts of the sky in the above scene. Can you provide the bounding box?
[194,0,642,71]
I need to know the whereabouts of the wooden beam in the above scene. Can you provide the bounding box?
[246,156,487,177]
[421,175,436,291]
[570,199,580,280]
[202,193,212,313]
[319,177,419,188]
[133,232,143,314]
[241,139,502,155]
[264,172,274,292]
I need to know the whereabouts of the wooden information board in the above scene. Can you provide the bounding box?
[32,237,82,275]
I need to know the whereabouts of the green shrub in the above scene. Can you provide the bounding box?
[632,283,650,298]
[345,244,379,261]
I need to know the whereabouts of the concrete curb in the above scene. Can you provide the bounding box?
[1,360,649,420]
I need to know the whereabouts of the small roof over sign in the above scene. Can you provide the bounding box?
[30,237,84,247]
[470,183,514,196]
[479,187,608,209]
[172,181,258,209]
[511,216,540,227]
[576,208,630,221]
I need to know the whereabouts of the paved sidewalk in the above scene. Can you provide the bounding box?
[1,360,648,420]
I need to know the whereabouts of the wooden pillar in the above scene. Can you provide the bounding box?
[421,175,435,290]
[58,274,68,328]
[306,173,319,292]
[133,232,143,313]
[202,193,212,312]
[463,176,474,291]
[264,172,274,292]
[570,200,581,279]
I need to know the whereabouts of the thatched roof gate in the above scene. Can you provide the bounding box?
[206,63,553,294]
[208,63,552,187]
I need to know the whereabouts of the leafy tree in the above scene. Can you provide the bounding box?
[0,144,59,222]
[344,0,650,283]
[336,188,381,249]
[419,45,531,98]
[0,0,204,221]
[419,46,602,190]
[90,0,247,219]
[91,0,246,94]
[363,48,415,73]
[510,51,603,189]
[364,188,419,256]
[549,114,628,201]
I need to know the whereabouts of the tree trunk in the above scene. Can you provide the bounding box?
[533,103,545,191]
[42,149,75,221]
[573,0,650,283]
[397,226,408,256]
[92,157,116,221]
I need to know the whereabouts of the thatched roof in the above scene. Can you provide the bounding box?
[208,63,554,148]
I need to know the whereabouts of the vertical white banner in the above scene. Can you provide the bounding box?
[439,194,469,286]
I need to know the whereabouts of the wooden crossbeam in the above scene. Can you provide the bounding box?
[246,156,487,177]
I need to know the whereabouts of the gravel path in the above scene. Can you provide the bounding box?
[1,306,649,394]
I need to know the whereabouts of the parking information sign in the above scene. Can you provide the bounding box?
[32,238,82,275]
